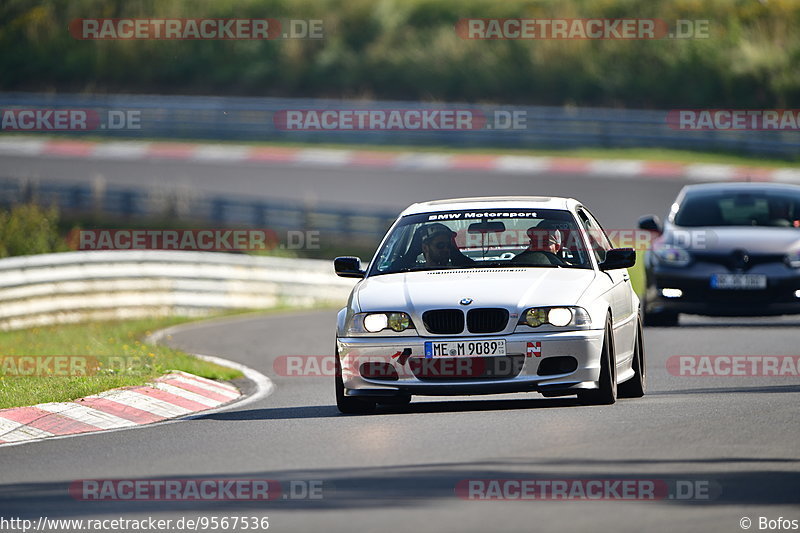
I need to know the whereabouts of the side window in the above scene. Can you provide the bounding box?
[577,208,612,264]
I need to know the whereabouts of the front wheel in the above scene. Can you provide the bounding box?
[618,315,646,398]
[578,317,617,405]
[335,347,376,414]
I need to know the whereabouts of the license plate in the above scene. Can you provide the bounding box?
[424,340,506,358]
[710,274,767,290]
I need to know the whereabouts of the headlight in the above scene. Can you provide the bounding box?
[363,313,388,332]
[348,312,414,334]
[786,250,800,269]
[653,245,691,267]
[520,307,591,328]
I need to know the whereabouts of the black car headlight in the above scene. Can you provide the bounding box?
[653,245,691,267]
[786,250,800,269]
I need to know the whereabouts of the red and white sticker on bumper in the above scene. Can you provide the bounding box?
[526,342,541,358]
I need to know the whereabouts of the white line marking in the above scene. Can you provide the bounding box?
[169,370,239,393]
[188,353,274,414]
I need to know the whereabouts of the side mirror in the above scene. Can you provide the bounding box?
[637,215,662,234]
[600,248,636,271]
[334,256,365,278]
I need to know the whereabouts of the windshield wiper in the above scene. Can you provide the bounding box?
[394,265,461,273]
[468,260,565,268]
[508,262,562,268]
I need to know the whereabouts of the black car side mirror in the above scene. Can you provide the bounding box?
[600,248,636,271]
[334,256,365,278]
[637,215,662,234]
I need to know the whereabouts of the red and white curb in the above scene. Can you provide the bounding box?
[0,363,270,447]
[0,137,798,183]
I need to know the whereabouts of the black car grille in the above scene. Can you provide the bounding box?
[422,308,511,334]
[693,252,785,272]
[466,308,509,334]
[422,310,464,334]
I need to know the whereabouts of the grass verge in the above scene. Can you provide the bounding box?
[0,316,244,410]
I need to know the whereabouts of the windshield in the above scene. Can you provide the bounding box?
[674,190,800,228]
[368,208,592,275]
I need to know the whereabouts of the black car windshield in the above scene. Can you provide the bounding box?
[674,190,800,228]
[369,208,593,275]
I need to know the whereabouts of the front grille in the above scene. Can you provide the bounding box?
[422,309,464,334]
[693,252,785,272]
[466,308,509,333]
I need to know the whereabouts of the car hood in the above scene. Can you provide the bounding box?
[667,226,800,254]
[355,268,597,313]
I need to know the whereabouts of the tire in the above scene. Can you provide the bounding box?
[618,315,646,398]
[335,347,376,414]
[578,316,617,405]
[378,395,412,406]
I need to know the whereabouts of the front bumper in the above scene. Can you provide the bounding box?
[646,266,800,317]
[337,329,604,398]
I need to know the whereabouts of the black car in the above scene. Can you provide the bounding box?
[638,182,800,326]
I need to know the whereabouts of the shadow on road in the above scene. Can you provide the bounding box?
[1,459,798,518]
[199,396,584,422]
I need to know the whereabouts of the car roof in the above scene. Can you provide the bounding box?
[400,196,579,216]
[681,182,800,196]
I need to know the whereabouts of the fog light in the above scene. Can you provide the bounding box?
[661,288,683,298]
[795,289,800,299]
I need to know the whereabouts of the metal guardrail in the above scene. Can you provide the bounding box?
[0,92,798,157]
[0,250,356,330]
[0,177,398,242]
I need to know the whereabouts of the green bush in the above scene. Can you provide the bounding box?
[1,0,798,107]
[0,203,68,258]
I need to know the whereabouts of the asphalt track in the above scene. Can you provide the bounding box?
[0,153,686,228]
[1,155,798,533]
